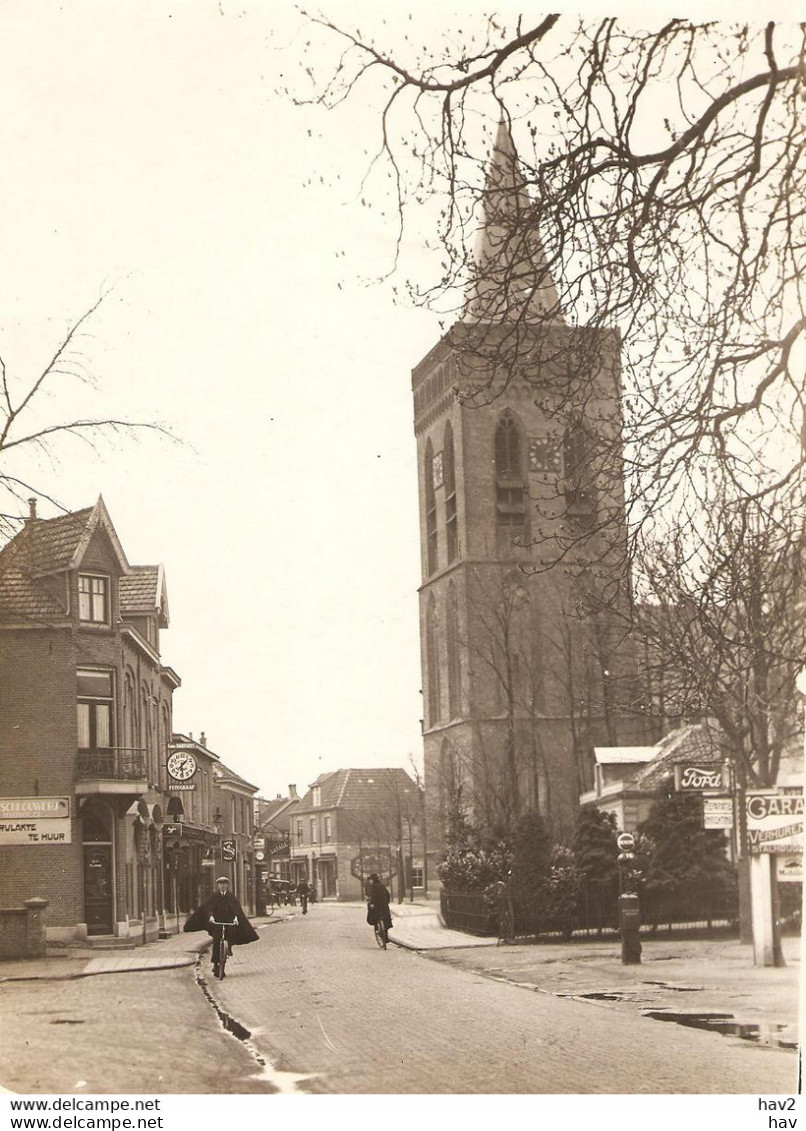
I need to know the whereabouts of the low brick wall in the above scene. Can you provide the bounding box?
[0,898,49,958]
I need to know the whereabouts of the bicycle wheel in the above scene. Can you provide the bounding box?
[374,920,387,949]
[217,933,228,978]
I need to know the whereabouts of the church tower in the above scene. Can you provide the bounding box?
[412,119,645,859]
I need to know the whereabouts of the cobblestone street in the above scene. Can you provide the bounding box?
[208,905,797,1094]
[0,905,799,1096]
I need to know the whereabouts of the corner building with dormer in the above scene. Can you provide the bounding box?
[413,120,647,863]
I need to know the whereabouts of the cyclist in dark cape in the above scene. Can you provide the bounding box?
[184,876,259,970]
[365,873,393,932]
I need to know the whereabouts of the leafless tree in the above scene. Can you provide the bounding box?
[290,14,806,557]
[456,567,642,836]
[0,288,170,540]
[632,495,804,787]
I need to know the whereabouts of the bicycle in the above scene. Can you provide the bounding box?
[368,906,390,949]
[210,919,237,978]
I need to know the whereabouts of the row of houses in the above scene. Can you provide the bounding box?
[0,497,258,944]
[254,768,426,904]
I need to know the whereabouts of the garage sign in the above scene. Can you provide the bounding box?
[746,789,803,855]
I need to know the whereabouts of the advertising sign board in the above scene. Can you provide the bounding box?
[703,796,734,829]
[746,789,803,855]
[776,856,803,883]
[350,849,396,881]
[674,764,724,792]
[0,797,71,845]
[222,838,237,862]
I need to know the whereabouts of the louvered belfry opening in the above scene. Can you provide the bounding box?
[494,415,526,532]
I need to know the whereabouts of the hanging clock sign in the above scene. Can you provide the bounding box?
[167,750,198,782]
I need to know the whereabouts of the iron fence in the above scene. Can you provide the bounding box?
[76,747,147,781]
[440,876,743,940]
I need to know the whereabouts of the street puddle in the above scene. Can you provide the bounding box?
[193,958,320,1093]
[643,1011,798,1050]
[642,981,704,992]
[579,991,628,1001]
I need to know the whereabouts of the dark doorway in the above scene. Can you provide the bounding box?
[83,844,114,934]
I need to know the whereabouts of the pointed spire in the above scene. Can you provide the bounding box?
[464,114,562,324]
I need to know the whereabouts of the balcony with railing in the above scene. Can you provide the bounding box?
[76,747,148,794]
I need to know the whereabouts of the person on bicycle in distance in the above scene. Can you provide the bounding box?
[183,875,259,975]
[365,873,392,935]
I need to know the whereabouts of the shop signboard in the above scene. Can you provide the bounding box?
[222,838,237,862]
[746,788,803,855]
[0,797,71,845]
[703,796,734,829]
[350,849,396,881]
[674,763,724,792]
[776,856,802,883]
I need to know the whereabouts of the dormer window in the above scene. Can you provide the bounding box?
[312,786,321,807]
[79,574,109,624]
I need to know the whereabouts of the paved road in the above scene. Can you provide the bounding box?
[0,966,272,1095]
[210,904,798,1094]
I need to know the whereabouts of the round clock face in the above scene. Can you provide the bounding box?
[167,751,197,781]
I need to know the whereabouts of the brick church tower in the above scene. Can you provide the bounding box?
[412,119,646,860]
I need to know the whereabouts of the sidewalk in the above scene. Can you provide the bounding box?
[384,900,802,1049]
[0,914,289,980]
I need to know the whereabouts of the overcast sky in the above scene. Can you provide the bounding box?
[0,0,790,803]
[0,1,451,799]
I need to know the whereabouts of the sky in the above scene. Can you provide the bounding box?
[0,1,449,799]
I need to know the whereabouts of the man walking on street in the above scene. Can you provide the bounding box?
[297,877,311,914]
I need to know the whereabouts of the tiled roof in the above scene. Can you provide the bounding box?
[0,497,128,579]
[257,796,296,821]
[297,768,419,813]
[216,761,259,794]
[0,508,94,575]
[0,566,67,622]
[255,796,300,831]
[120,566,160,611]
[632,724,722,791]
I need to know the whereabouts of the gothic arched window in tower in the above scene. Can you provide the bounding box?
[446,581,461,720]
[439,738,459,820]
[562,420,597,522]
[494,413,528,539]
[424,439,438,575]
[426,592,441,727]
[443,422,459,563]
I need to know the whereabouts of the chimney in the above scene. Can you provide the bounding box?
[289,784,298,799]
[200,732,207,747]
[26,498,38,523]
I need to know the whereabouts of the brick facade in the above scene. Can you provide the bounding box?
[412,127,648,869]
[0,499,179,943]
